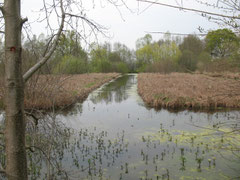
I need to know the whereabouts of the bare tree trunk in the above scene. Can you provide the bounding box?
[3,0,27,179]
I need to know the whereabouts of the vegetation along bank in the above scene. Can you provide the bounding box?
[0,73,119,110]
[138,73,240,110]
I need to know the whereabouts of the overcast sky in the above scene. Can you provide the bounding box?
[21,0,220,49]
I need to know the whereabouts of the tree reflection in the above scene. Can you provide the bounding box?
[89,75,136,104]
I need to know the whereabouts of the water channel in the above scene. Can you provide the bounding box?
[1,74,240,179]
[56,74,240,179]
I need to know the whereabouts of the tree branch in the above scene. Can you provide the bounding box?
[21,17,28,26]
[0,6,4,15]
[23,1,65,83]
[138,0,240,19]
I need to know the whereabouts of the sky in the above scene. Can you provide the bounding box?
[21,0,221,50]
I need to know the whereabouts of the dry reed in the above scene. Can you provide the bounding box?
[138,73,240,110]
[0,73,119,110]
[24,73,119,110]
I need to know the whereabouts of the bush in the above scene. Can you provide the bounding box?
[114,62,129,74]
[90,59,113,73]
[54,55,88,74]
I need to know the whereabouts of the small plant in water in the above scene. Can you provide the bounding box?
[196,157,204,172]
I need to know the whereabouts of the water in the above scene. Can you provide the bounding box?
[54,74,240,179]
[1,74,238,179]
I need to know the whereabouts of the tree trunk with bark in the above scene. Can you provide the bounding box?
[3,0,28,179]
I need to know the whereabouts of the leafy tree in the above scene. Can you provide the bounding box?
[113,42,135,72]
[56,31,85,57]
[90,43,130,73]
[178,50,197,71]
[90,45,109,72]
[205,28,239,58]
[179,35,204,56]
[158,41,181,63]
[135,33,181,72]
[136,34,152,49]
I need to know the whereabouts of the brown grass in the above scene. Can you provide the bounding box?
[0,73,119,110]
[24,73,120,110]
[138,73,240,110]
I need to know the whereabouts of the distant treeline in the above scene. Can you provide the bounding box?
[0,28,239,75]
[135,29,240,73]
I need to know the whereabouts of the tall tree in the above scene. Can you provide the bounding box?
[2,1,28,179]
[205,28,239,58]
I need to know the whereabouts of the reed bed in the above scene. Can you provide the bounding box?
[23,73,119,110]
[138,73,240,110]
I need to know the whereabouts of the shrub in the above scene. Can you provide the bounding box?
[54,55,88,74]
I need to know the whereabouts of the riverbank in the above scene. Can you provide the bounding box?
[0,73,119,110]
[25,73,120,110]
[138,73,240,110]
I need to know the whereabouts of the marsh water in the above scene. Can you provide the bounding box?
[1,74,239,179]
[53,74,239,179]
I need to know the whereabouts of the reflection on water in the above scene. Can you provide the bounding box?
[1,74,237,179]
[89,75,132,104]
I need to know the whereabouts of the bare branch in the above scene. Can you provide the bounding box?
[21,17,28,26]
[145,31,208,36]
[23,0,65,82]
[138,0,240,19]
[0,6,4,15]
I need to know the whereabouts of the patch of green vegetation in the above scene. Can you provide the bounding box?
[85,82,96,88]
[138,125,239,179]
[72,90,78,96]
[154,93,171,103]
[143,127,240,151]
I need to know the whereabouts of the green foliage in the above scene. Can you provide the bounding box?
[135,33,181,72]
[158,41,181,63]
[114,62,129,73]
[205,28,239,58]
[196,52,212,72]
[178,50,197,71]
[56,31,86,57]
[136,34,152,49]
[179,35,204,56]
[54,55,88,74]
[90,43,131,73]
